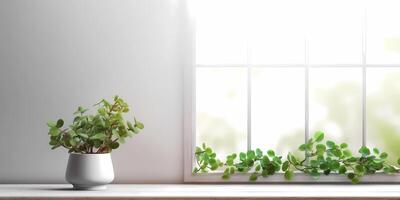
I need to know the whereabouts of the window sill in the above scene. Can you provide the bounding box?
[186,172,400,183]
[1,184,400,199]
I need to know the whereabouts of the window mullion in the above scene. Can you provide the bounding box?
[246,3,252,152]
[246,24,252,152]
[247,65,252,151]
[362,6,367,146]
[305,36,310,145]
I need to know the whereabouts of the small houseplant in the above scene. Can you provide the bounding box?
[47,96,144,190]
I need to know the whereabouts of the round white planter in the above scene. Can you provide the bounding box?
[65,153,114,190]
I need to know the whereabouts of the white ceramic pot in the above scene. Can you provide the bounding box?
[65,153,114,190]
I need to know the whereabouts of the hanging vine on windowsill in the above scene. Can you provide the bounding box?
[193,131,400,183]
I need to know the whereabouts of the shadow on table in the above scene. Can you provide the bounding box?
[32,187,74,191]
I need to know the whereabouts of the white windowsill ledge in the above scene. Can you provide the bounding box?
[1,184,400,199]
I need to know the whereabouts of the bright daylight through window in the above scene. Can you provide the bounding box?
[189,0,400,181]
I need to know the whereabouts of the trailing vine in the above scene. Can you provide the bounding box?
[194,131,400,183]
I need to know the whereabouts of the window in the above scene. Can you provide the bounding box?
[184,0,400,182]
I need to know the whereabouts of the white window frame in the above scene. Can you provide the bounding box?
[183,3,400,183]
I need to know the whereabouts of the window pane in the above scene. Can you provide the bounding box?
[306,0,363,64]
[309,67,362,152]
[195,0,246,65]
[251,68,305,156]
[247,0,305,64]
[366,0,400,64]
[367,68,400,164]
[196,68,247,157]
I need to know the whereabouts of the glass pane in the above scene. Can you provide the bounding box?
[196,68,247,158]
[306,0,363,64]
[309,67,362,152]
[251,68,305,156]
[367,68,400,164]
[195,0,246,65]
[247,0,305,64]
[366,0,400,64]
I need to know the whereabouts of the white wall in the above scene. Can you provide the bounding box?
[0,0,188,183]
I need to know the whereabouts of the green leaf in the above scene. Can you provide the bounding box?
[346,157,357,162]
[267,150,275,157]
[74,106,88,115]
[68,130,76,136]
[210,163,219,170]
[247,150,256,160]
[397,158,400,166]
[222,168,230,180]
[132,127,140,134]
[310,160,319,167]
[316,144,326,155]
[49,139,58,145]
[256,148,263,157]
[226,158,234,166]
[298,144,307,151]
[330,160,340,170]
[261,156,270,166]
[338,165,347,174]
[229,167,235,174]
[282,161,289,171]
[284,170,294,180]
[134,118,144,129]
[127,121,134,131]
[387,166,397,173]
[343,149,352,157]
[56,119,64,128]
[319,163,329,170]
[355,165,365,174]
[222,173,230,180]
[314,131,324,142]
[287,153,298,165]
[351,177,360,184]
[261,170,269,177]
[340,143,348,149]
[326,140,335,148]
[255,164,261,172]
[358,146,370,156]
[249,173,258,181]
[347,173,355,179]
[209,158,216,164]
[110,142,120,149]
[90,133,106,140]
[239,152,246,161]
[373,148,380,155]
[47,121,57,128]
[49,127,60,136]
[380,152,388,159]
[69,138,77,146]
[331,149,342,158]
[205,147,213,155]
[77,133,89,139]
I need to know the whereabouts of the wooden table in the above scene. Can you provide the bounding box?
[1,184,400,199]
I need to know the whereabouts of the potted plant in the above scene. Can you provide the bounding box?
[47,96,144,190]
